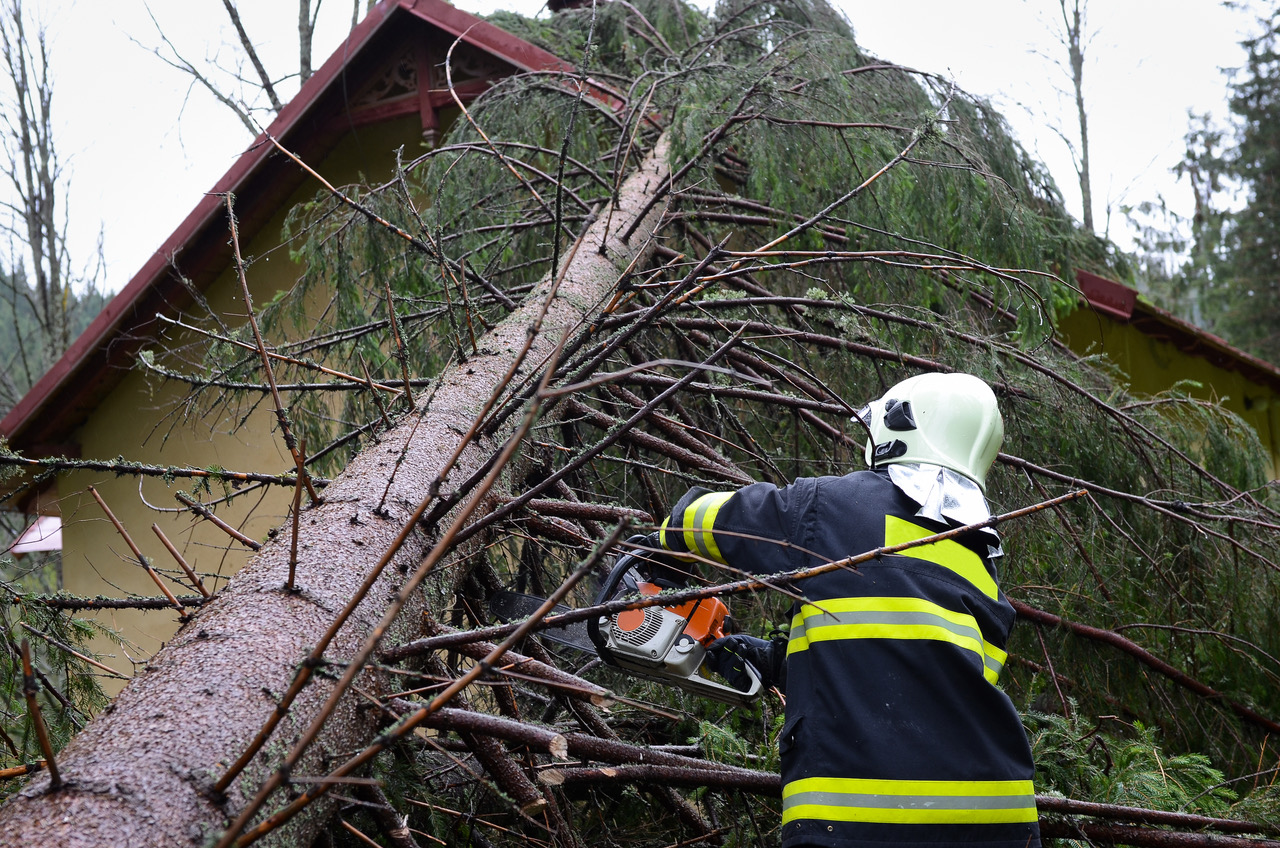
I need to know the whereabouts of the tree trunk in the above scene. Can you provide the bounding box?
[1064,0,1093,233]
[2,0,73,377]
[298,0,313,84]
[0,135,671,847]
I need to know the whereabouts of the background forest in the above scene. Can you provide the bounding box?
[1131,0,1280,365]
[2,0,1280,847]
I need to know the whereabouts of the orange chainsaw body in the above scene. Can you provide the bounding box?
[611,580,730,645]
[590,537,762,706]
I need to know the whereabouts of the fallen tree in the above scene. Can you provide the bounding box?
[0,132,671,847]
[4,1,1280,846]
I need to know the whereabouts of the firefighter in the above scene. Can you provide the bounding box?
[654,372,1040,848]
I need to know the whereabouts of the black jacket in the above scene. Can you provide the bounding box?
[659,470,1040,848]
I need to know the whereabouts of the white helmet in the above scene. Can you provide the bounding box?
[857,372,1004,491]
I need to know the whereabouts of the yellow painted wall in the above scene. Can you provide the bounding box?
[56,115,432,689]
[1059,306,1280,481]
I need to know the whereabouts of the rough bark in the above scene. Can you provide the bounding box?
[0,136,671,846]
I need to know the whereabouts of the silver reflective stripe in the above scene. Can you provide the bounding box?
[782,777,1040,825]
[692,496,717,560]
[984,651,1004,677]
[789,617,807,647]
[786,601,1005,683]
[805,609,984,647]
[786,789,1033,812]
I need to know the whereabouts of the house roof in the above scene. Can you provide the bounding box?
[1074,270,1280,395]
[1,0,570,459]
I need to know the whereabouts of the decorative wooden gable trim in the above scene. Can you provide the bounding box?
[341,32,516,142]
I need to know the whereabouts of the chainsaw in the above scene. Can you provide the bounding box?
[489,535,763,707]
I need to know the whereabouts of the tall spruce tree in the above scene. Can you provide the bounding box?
[1216,4,1280,361]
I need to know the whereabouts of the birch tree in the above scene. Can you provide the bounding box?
[0,0,103,413]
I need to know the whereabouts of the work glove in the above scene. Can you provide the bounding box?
[637,532,691,588]
[705,634,783,692]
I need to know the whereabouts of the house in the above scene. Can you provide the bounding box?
[1060,270,1280,480]
[0,0,571,684]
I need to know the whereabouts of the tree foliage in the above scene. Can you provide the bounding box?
[1135,3,1280,364]
[3,1,1280,845]
[1214,2,1280,361]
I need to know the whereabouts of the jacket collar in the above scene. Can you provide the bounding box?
[885,463,1003,558]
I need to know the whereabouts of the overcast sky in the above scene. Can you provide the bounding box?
[11,0,1258,294]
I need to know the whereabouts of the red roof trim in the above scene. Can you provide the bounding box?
[1075,270,1137,321]
[403,0,573,75]
[1,0,569,450]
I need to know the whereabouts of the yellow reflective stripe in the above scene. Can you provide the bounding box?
[984,641,1007,682]
[783,777,1038,825]
[788,608,809,654]
[786,597,1004,684]
[681,492,733,564]
[884,515,998,600]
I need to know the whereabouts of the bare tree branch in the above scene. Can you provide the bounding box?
[220,0,283,112]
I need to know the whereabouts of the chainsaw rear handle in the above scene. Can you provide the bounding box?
[594,535,652,603]
[588,535,651,665]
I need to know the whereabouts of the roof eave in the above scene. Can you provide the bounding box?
[1074,269,1280,395]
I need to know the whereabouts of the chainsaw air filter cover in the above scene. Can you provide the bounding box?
[603,604,706,678]
[611,605,667,649]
